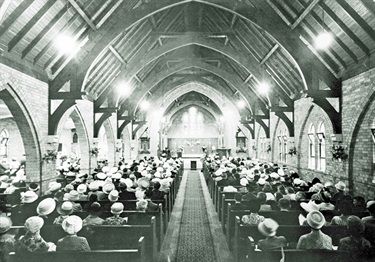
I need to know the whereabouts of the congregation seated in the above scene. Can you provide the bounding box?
[0,155,181,262]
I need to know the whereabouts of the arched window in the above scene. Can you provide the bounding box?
[308,125,315,169]
[72,132,78,144]
[317,123,326,171]
[0,129,9,159]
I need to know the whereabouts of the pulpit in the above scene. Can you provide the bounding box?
[216,148,231,159]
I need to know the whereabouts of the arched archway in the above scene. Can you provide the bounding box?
[0,81,41,185]
[102,119,116,167]
[147,81,240,154]
[56,106,90,173]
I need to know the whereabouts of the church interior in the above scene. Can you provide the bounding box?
[1,0,375,261]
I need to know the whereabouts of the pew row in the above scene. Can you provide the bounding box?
[9,237,146,262]
[233,216,349,262]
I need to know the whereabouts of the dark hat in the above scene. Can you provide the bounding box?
[89,202,102,215]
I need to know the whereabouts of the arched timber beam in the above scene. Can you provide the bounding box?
[111,34,291,109]
[48,99,76,135]
[198,0,339,90]
[165,102,222,122]
[50,0,194,92]
[118,60,257,116]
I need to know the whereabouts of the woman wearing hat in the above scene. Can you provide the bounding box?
[83,202,104,226]
[54,201,74,225]
[257,218,287,250]
[0,217,15,261]
[338,215,372,260]
[297,210,332,250]
[103,203,128,225]
[36,198,57,225]
[330,200,353,226]
[16,216,50,253]
[11,191,39,225]
[56,215,90,251]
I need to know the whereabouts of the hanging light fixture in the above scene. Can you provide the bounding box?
[315,2,332,50]
[54,1,79,55]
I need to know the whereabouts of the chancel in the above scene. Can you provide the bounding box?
[0,0,375,261]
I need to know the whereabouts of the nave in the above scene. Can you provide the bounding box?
[159,170,232,262]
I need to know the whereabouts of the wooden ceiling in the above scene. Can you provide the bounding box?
[1,0,375,123]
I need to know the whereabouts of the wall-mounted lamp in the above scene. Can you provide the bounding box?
[46,135,59,150]
[371,128,375,143]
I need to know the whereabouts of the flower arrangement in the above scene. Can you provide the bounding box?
[236,146,247,153]
[288,146,297,156]
[331,142,348,162]
[42,150,57,162]
[60,155,68,162]
[91,147,99,157]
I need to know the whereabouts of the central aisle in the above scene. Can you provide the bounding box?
[158,170,232,262]
[175,171,216,261]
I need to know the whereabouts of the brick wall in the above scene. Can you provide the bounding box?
[0,64,48,190]
[343,67,375,197]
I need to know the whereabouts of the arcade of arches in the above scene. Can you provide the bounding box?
[1,1,375,259]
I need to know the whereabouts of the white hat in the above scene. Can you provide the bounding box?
[306,210,325,229]
[62,215,83,235]
[21,191,38,203]
[300,200,320,213]
[257,178,266,186]
[25,216,44,233]
[63,190,79,201]
[48,182,62,192]
[110,202,124,215]
[57,201,74,216]
[88,181,99,191]
[96,172,106,180]
[77,184,87,194]
[240,178,249,186]
[103,183,115,194]
[37,198,56,216]
[258,218,279,237]
[335,181,346,191]
[108,190,119,202]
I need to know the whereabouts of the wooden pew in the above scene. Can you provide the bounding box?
[8,237,146,262]
[11,217,158,262]
[244,237,351,262]
[233,216,349,262]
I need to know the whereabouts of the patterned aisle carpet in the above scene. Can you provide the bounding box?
[176,171,216,262]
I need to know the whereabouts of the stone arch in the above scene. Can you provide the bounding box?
[147,81,240,155]
[56,106,90,173]
[121,125,132,162]
[0,81,41,185]
[102,119,116,167]
[348,89,375,196]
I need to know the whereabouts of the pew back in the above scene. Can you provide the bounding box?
[9,237,146,262]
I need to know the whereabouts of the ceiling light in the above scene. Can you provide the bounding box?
[117,81,132,97]
[315,31,332,50]
[237,100,246,109]
[54,33,78,55]
[258,82,270,94]
[140,100,150,111]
